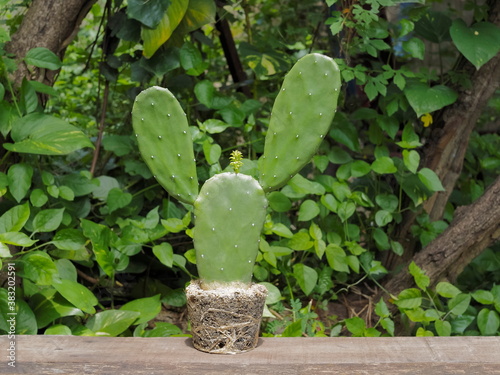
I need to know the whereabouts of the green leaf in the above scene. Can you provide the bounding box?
[141,0,189,58]
[142,322,183,337]
[0,232,37,247]
[33,208,65,233]
[402,37,425,59]
[293,264,318,296]
[447,293,471,316]
[328,147,352,164]
[268,192,292,212]
[20,78,38,113]
[30,188,48,207]
[375,299,390,318]
[337,201,356,222]
[31,289,84,328]
[404,83,458,118]
[271,223,293,238]
[451,315,475,334]
[321,194,339,213]
[281,319,303,337]
[14,299,38,334]
[414,11,452,43]
[18,251,58,285]
[416,327,434,337]
[351,160,371,177]
[259,282,282,305]
[175,0,216,34]
[45,324,72,335]
[418,168,445,192]
[403,149,420,173]
[120,295,161,324]
[371,156,397,174]
[373,228,390,250]
[52,229,87,251]
[344,317,365,336]
[194,80,214,107]
[409,261,430,290]
[4,113,94,155]
[375,194,399,212]
[7,163,33,202]
[153,242,174,268]
[435,319,451,336]
[298,200,320,221]
[477,308,500,335]
[202,141,221,165]
[29,80,58,96]
[24,47,62,70]
[325,244,349,273]
[0,202,30,233]
[450,20,500,70]
[375,210,392,227]
[106,188,133,213]
[127,0,170,28]
[86,310,140,337]
[55,259,77,282]
[288,174,325,195]
[179,41,207,76]
[395,288,422,309]
[161,218,185,233]
[330,120,360,152]
[102,135,134,157]
[52,278,98,314]
[288,232,313,251]
[471,290,495,305]
[436,282,462,298]
[390,240,404,256]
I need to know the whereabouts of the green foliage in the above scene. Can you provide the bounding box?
[1,0,499,339]
[394,263,500,336]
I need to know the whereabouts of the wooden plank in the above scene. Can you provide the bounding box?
[2,336,500,374]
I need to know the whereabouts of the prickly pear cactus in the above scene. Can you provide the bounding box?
[132,53,341,287]
[132,87,198,205]
[193,171,267,284]
[259,53,341,192]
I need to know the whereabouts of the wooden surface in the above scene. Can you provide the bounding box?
[2,335,500,374]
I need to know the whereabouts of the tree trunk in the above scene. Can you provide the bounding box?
[385,0,500,270]
[5,0,96,87]
[381,175,500,303]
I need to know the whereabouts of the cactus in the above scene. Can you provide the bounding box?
[193,169,267,284]
[132,53,340,287]
[259,53,341,192]
[131,87,198,205]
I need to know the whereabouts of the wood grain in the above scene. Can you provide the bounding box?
[2,336,500,374]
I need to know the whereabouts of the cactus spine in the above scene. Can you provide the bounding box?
[132,53,340,287]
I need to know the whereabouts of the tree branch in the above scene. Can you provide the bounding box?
[382,175,500,302]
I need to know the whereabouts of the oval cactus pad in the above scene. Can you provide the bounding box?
[193,172,268,284]
[132,86,198,204]
[259,53,341,192]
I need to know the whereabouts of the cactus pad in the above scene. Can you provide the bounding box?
[132,86,198,204]
[193,172,267,285]
[259,53,341,192]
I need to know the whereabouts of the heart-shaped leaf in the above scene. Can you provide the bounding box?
[450,19,500,70]
[404,83,458,117]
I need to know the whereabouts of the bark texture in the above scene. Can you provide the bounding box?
[385,0,500,270]
[382,175,500,300]
[5,0,96,87]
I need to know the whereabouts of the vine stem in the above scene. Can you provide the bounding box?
[89,80,109,176]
